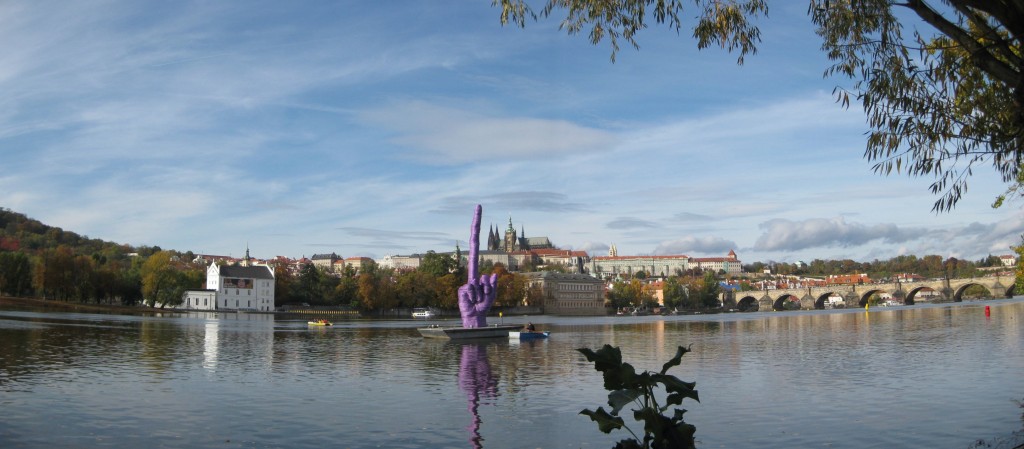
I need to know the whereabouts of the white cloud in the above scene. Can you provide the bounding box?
[754,217,925,252]
[653,236,739,256]
[357,101,617,164]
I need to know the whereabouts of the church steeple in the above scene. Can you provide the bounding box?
[487,224,498,251]
[503,216,518,252]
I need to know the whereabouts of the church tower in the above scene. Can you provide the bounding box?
[503,217,518,252]
[487,225,499,251]
[609,244,618,257]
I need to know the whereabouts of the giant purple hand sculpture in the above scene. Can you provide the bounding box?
[458,205,498,328]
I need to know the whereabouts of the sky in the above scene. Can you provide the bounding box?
[2,1,1021,265]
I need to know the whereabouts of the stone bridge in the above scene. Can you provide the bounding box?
[727,276,1016,312]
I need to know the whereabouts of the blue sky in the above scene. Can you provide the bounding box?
[2,1,1021,264]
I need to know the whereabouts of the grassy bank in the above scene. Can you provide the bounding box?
[0,296,159,315]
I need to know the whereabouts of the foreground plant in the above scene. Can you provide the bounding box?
[578,345,699,449]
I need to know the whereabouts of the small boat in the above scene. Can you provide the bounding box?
[509,331,550,340]
[412,308,437,319]
[308,320,332,326]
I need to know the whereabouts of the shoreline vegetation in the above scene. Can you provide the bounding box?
[0,296,157,315]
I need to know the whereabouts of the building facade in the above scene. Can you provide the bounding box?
[590,255,691,278]
[377,254,423,271]
[181,289,218,310]
[311,253,341,272]
[523,272,606,316]
[205,264,276,311]
[691,250,742,276]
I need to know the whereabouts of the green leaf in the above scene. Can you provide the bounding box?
[659,375,699,405]
[608,388,641,415]
[580,407,625,434]
[659,345,690,375]
[578,344,623,372]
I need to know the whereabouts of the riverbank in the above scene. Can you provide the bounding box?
[0,296,159,315]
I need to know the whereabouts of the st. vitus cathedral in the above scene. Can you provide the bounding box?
[486,217,553,253]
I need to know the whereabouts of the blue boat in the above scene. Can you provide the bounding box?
[509,331,550,340]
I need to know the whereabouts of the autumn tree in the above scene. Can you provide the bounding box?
[296,263,324,305]
[33,245,76,300]
[494,0,1024,211]
[395,270,438,308]
[606,278,652,309]
[419,251,457,277]
[0,251,33,297]
[140,250,187,308]
[1013,236,1024,294]
[694,271,723,309]
[662,276,689,309]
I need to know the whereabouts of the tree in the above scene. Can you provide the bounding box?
[695,271,722,309]
[662,276,689,309]
[0,251,33,297]
[1014,236,1024,294]
[297,263,324,305]
[606,279,651,309]
[140,251,185,308]
[419,251,457,277]
[33,245,75,300]
[494,0,1024,211]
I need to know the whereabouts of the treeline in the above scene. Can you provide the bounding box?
[1,207,1017,310]
[743,254,1008,281]
[605,271,723,311]
[0,208,188,305]
[273,251,544,313]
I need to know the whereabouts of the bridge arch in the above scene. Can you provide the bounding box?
[813,292,846,309]
[952,282,996,301]
[737,296,759,312]
[773,294,800,311]
[856,289,887,307]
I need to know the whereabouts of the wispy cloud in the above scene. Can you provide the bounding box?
[753,217,927,252]
[357,101,617,164]
[607,217,660,230]
[653,236,739,256]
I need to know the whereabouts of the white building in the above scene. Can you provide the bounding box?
[181,289,218,310]
[187,263,276,312]
[378,254,423,271]
[691,250,742,276]
[590,255,690,278]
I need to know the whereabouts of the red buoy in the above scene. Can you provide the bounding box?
[985,305,991,317]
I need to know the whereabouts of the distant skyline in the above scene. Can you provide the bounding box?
[2,1,1021,264]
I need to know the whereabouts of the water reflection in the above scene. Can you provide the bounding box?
[458,343,499,449]
[1,300,1022,448]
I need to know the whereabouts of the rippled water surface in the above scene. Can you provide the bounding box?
[2,299,1022,448]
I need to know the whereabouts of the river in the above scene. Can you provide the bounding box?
[1,298,1022,448]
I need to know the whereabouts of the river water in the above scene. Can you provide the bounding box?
[1,299,1022,449]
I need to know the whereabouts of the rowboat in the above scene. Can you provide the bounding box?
[308,320,332,326]
[509,331,550,340]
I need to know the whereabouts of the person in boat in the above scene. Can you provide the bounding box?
[526,322,535,332]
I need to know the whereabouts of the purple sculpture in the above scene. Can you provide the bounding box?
[457,205,498,328]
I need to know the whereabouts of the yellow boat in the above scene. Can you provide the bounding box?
[307,320,332,326]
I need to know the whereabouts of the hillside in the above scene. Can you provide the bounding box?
[0,208,158,258]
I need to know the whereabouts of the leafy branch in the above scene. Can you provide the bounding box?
[578,344,699,449]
